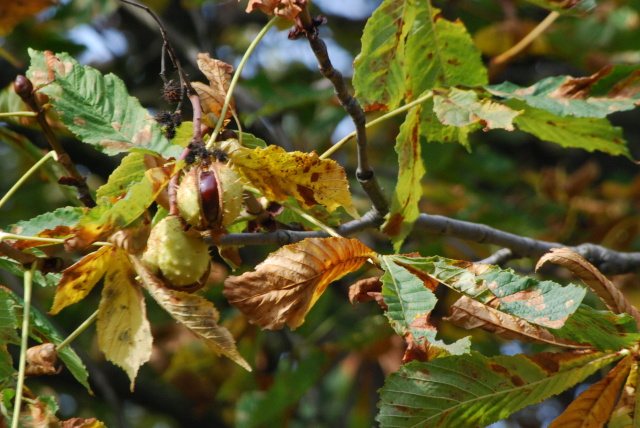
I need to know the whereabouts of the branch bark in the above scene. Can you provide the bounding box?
[294,6,389,217]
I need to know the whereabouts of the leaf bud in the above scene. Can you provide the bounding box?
[14,75,33,100]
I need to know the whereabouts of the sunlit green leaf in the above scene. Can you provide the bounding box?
[96,152,148,200]
[382,106,425,250]
[509,100,631,158]
[377,350,623,427]
[433,88,521,130]
[27,49,181,157]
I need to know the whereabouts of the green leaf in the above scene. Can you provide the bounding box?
[71,162,181,248]
[0,346,15,390]
[353,0,414,111]
[96,152,148,200]
[354,1,487,110]
[382,106,426,250]
[0,288,91,392]
[27,49,181,157]
[553,306,640,352]
[0,292,20,345]
[390,255,586,329]
[377,350,624,427]
[379,256,470,356]
[487,69,640,118]
[6,207,84,236]
[0,257,61,288]
[509,100,631,158]
[236,350,327,428]
[403,3,487,99]
[418,99,478,148]
[240,132,268,150]
[433,88,522,130]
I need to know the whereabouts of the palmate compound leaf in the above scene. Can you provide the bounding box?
[223,237,376,330]
[379,255,471,359]
[130,255,251,371]
[67,161,181,250]
[26,50,181,158]
[377,350,626,428]
[548,356,632,428]
[537,247,640,323]
[97,249,152,390]
[223,142,359,219]
[389,255,586,329]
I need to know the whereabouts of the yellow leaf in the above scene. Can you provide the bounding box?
[537,248,640,323]
[447,296,586,349]
[228,144,359,219]
[549,356,632,428]
[130,255,251,371]
[50,246,111,315]
[0,0,57,36]
[223,237,376,330]
[97,249,152,390]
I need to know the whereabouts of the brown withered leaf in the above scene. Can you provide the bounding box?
[244,0,306,20]
[549,66,614,100]
[130,255,251,371]
[348,276,382,304]
[446,296,586,349]
[50,246,111,315]
[25,343,59,376]
[549,356,632,428]
[536,248,640,323]
[194,53,234,125]
[224,237,376,330]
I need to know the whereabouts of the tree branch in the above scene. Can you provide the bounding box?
[293,7,389,217]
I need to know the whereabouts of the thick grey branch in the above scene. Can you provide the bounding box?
[415,214,640,275]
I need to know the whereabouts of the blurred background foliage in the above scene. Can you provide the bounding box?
[1,0,640,427]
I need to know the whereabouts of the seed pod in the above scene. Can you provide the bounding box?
[142,215,210,290]
[177,161,243,232]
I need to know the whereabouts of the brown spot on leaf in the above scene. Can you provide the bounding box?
[510,375,525,386]
[489,362,510,376]
[73,117,86,126]
[526,352,560,374]
[296,184,317,207]
[310,172,320,182]
[383,213,404,237]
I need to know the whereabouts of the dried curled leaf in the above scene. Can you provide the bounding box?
[25,343,59,376]
[131,255,251,371]
[348,276,382,304]
[244,0,306,20]
[537,248,640,323]
[226,143,359,219]
[446,296,585,349]
[224,237,376,330]
[549,356,632,428]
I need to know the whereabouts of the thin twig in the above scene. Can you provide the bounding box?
[15,76,96,208]
[56,310,99,352]
[295,6,389,217]
[489,11,560,78]
[12,263,36,428]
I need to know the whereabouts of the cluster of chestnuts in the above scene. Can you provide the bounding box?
[142,154,243,291]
